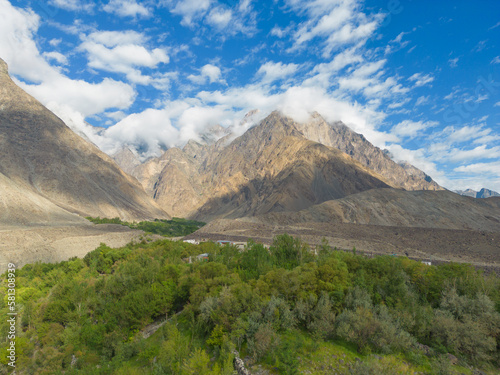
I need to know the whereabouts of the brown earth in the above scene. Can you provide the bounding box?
[0,224,149,269]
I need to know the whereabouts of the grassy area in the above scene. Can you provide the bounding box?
[85,216,205,237]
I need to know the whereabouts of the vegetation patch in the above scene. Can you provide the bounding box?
[1,234,499,374]
[85,216,205,237]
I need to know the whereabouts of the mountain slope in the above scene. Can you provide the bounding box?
[0,58,169,224]
[257,188,500,232]
[133,111,392,221]
[293,113,443,191]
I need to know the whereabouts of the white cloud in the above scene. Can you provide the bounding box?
[256,61,299,84]
[85,30,146,47]
[170,0,211,26]
[0,0,137,144]
[286,0,382,57]
[448,145,500,162]
[0,0,57,83]
[408,73,434,87]
[105,108,180,155]
[103,0,150,18]
[385,144,446,185]
[387,98,410,109]
[43,51,68,65]
[494,101,500,107]
[188,64,223,85]
[454,161,500,176]
[18,76,135,118]
[490,21,500,30]
[304,47,363,87]
[270,26,290,38]
[207,7,232,29]
[49,0,94,11]
[491,56,500,64]
[392,120,438,138]
[443,125,492,144]
[49,38,62,47]
[448,57,459,68]
[336,58,408,99]
[415,95,430,106]
[79,31,169,84]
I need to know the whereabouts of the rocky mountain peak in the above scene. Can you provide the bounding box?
[0,58,8,75]
[291,113,442,191]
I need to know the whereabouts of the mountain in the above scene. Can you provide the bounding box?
[0,58,168,225]
[130,111,405,221]
[255,188,500,232]
[455,188,500,198]
[111,146,142,175]
[293,113,442,191]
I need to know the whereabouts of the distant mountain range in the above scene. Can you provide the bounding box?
[117,111,444,222]
[1,55,499,236]
[455,188,500,199]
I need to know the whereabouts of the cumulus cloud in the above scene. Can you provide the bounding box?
[187,64,223,85]
[170,0,211,26]
[255,61,299,84]
[103,0,150,17]
[43,51,68,65]
[0,0,58,82]
[392,120,438,138]
[207,7,232,29]
[18,76,135,117]
[454,161,500,176]
[79,30,169,84]
[105,108,180,155]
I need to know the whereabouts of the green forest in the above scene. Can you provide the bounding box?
[1,235,499,374]
[85,217,205,237]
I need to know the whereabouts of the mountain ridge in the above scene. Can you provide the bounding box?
[0,57,169,224]
[130,111,407,221]
[455,188,500,199]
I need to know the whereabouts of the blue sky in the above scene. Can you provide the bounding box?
[0,0,499,192]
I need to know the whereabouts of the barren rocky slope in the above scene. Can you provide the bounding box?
[294,113,442,191]
[256,188,500,232]
[0,58,169,224]
[133,112,393,220]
